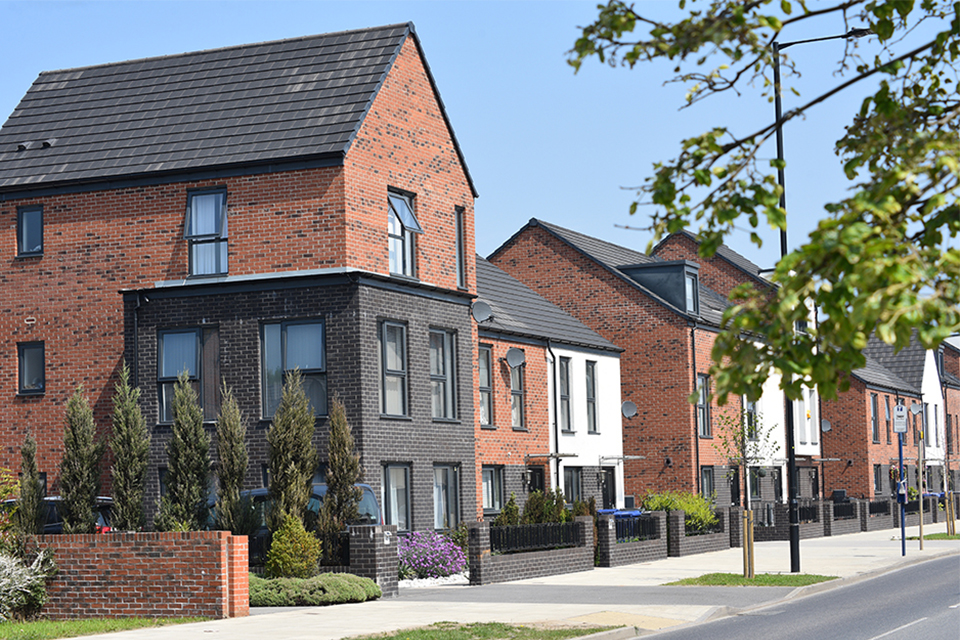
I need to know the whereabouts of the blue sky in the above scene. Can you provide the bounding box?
[0,1,900,268]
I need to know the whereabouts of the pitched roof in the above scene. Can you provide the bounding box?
[656,230,769,284]
[495,218,728,326]
[861,333,928,391]
[0,23,476,195]
[475,255,620,353]
[851,354,920,395]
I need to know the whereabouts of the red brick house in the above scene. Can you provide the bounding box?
[1,24,479,531]
[941,341,960,491]
[489,219,820,506]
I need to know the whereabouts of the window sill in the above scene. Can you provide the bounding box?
[699,434,713,439]
[16,390,45,397]
[187,272,229,280]
[380,413,413,421]
[481,424,496,430]
[560,429,576,435]
[15,252,42,259]
[512,426,529,432]
[588,430,600,435]
[432,417,461,424]
[388,273,420,284]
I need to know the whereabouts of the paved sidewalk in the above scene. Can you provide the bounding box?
[74,523,959,640]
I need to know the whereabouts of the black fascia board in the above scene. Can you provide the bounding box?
[478,326,623,354]
[0,152,345,202]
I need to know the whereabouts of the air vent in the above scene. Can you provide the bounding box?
[16,141,32,151]
[42,138,57,148]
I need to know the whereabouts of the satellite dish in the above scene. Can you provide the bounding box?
[821,419,831,433]
[621,401,637,418]
[471,300,493,323]
[910,403,923,415]
[504,348,526,368]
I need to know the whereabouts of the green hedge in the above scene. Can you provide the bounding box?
[641,491,718,534]
[249,572,381,607]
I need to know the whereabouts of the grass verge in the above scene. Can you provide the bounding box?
[0,617,207,640]
[905,533,960,540]
[665,572,838,587]
[353,621,615,640]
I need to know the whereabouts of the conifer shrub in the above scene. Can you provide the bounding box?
[60,386,104,534]
[110,362,150,532]
[215,384,256,535]
[492,493,520,526]
[14,435,44,541]
[266,370,318,533]
[265,512,322,579]
[520,488,568,524]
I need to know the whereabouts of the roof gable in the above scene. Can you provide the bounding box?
[861,333,927,391]
[0,23,476,196]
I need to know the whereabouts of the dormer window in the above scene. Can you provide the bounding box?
[186,189,228,276]
[388,192,421,277]
[685,273,699,314]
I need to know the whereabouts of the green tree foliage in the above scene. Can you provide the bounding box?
[570,1,960,403]
[317,397,362,536]
[265,512,321,579]
[0,468,20,554]
[214,382,256,534]
[14,434,45,539]
[59,386,104,534]
[713,407,780,502]
[520,488,568,524]
[155,372,210,531]
[492,493,521,526]
[110,362,150,532]
[266,370,319,533]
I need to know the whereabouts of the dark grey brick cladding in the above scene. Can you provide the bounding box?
[124,275,476,531]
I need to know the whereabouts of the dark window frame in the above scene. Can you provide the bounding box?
[586,360,598,434]
[387,191,421,278]
[17,341,45,395]
[871,393,880,443]
[261,319,327,419]
[510,361,525,429]
[185,188,228,277]
[744,396,758,440]
[563,466,583,504]
[380,320,408,416]
[158,328,201,423]
[478,345,493,428]
[481,465,503,513]
[701,465,715,499]
[429,329,457,420]
[433,464,460,530]
[559,356,572,432]
[455,206,466,289]
[17,205,43,257]
[383,463,411,532]
[697,374,711,437]
[885,396,892,444]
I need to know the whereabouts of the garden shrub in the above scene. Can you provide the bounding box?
[265,512,322,579]
[492,493,520,526]
[520,488,568,524]
[0,550,56,621]
[446,521,469,557]
[398,531,466,579]
[641,491,718,534]
[249,572,380,606]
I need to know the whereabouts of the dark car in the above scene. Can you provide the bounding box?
[2,496,113,534]
[208,483,381,564]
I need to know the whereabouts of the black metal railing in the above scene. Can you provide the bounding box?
[798,503,819,523]
[904,499,920,514]
[318,530,351,566]
[490,522,580,554]
[615,515,659,543]
[833,501,857,520]
[868,500,890,516]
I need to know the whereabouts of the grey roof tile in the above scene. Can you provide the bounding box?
[852,352,921,395]
[476,256,620,353]
[0,23,476,195]
[861,333,927,390]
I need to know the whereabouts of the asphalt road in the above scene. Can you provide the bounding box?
[643,555,960,640]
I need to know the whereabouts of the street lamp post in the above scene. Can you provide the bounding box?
[772,28,871,573]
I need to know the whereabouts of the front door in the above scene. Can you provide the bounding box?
[601,467,616,509]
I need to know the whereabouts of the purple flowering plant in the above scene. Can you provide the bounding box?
[397,530,467,579]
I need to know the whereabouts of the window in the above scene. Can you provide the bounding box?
[455,207,466,288]
[510,361,525,428]
[559,357,572,432]
[796,392,807,444]
[388,192,421,277]
[383,464,410,531]
[685,273,698,314]
[526,466,545,493]
[748,467,761,502]
[380,321,407,416]
[808,389,818,445]
[873,464,884,495]
[700,466,714,499]
[478,345,493,427]
[795,319,809,334]
[871,393,880,443]
[186,190,228,276]
[934,405,939,448]
[923,403,930,446]
[430,329,457,420]
[433,465,459,530]
[17,205,43,256]
[696,375,711,437]
[564,466,582,504]
[482,466,503,512]
[262,321,326,418]
[17,342,45,394]
[744,397,758,440]
[158,328,219,423]
[885,396,892,444]
[586,360,598,433]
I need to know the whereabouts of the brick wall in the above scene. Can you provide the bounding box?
[861,499,896,531]
[347,524,399,598]
[30,531,248,619]
[752,502,825,542]
[467,516,593,585]
[596,512,667,566]
[666,509,731,557]
[823,500,863,537]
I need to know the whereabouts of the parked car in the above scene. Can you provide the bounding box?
[208,483,381,564]
[1,496,113,534]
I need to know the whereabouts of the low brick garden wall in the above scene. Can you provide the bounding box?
[861,500,896,532]
[30,531,248,620]
[753,503,824,542]
[824,501,862,537]
[666,509,730,557]
[468,517,593,585]
[596,512,667,567]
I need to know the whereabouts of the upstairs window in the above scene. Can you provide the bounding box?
[17,205,43,256]
[430,329,457,420]
[186,190,228,276]
[511,361,525,429]
[871,393,880,442]
[744,397,758,440]
[455,206,466,288]
[685,273,699,314]
[696,374,711,437]
[381,321,408,416]
[18,341,45,394]
[262,320,327,419]
[559,357,572,432]
[388,192,421,277]
[478,345,493,427]
[586,360,598,433]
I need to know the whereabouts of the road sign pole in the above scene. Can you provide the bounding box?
[899,432,906,557]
